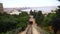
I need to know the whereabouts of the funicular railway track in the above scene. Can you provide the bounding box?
[26,25,33,34]
[18,15,50,34]
[26,21,33,34]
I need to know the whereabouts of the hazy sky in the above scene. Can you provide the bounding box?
[0,0,60,8]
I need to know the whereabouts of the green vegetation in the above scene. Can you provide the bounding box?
[0,12,29,34]
[0,6,60,34]
[30,6,60,34]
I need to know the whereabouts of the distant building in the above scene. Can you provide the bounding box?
[9,9,21,15]
[0,3,3,13]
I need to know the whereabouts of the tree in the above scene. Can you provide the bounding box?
[17,12,29,31]
[0,13,18,33]
[0,12,29,33]
[35,11,44,26]
[55,6,60,18]
[49,18,60,34]
[48,6,60,34]
[19,12,28,17]
[30,10,34,15]
[57,6,60,9]
[33,10,37,18]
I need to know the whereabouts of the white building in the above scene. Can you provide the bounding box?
[9,9,21,15]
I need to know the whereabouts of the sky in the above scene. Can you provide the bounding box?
[0,0,60,8]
